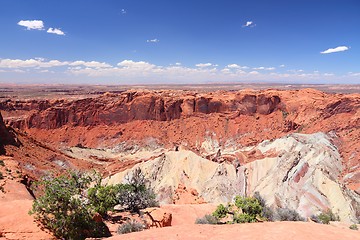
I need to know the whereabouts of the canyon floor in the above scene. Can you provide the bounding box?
[0,84,359,239]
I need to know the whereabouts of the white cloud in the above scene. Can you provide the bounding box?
[243,21,256,28]
[320,46,349,54]
[117,60,157,70]
[121,9,127,14]
[146,38,159,43]
[175,62,182,66]
[253,67,275,71]
[70,60,111,68]
[0,58,112,69]
[17,20,44,30]
[226,64,249,69]
[0,57,353,84]
[279,64,285,68]
[195,63,218,68]
[47,28,65,35]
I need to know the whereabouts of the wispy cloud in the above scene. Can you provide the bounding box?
[320,46,349,54]
[1,58,355,84]
[226,64,249,69]
[146,38,159,43]
[17,20,44,30]
[0,58,111,69]
[121,9,127,14]
[195,63,217,68]
[253,66,275,70]
[279,64,285,68]
[47,28,65,36]
[243,21,256,28]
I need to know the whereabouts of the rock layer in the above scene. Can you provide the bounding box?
[107,133,359,223]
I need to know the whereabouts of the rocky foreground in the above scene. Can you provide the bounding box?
[0,88,359,238]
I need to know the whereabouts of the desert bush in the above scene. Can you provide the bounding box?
[312,209,339,224]
[212,204,228,219]
[195,214,218,224]
[0,172,3,180]
[29,171,110,240]
[117,220,145,234]
[234,196,262,217]
[233,213,256,223]
[88,184,119,217]
[211,196,263,224]
[0,160,4,166]
[275,208,304,221]
[349,224,358,230]
[118,168,158,213]
[253,192,274,221]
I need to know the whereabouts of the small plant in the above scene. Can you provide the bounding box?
[349,224,358,230]
[29,171,110,240]
[117,220,144,234]
[88,183,119,217]
[118,168,158,213]
[0,172,3,180]
[275,208,304,221]
[212,204,228,219]
[195,214,218,224]
[313,209,339,224]
[253,192,274,221]
[0,160,4,166]
[234,196,262,217]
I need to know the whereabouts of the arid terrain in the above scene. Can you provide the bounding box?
[0,84,359,239]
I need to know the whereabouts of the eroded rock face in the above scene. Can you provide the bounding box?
[106,133,359,223]
[241,133,360,222]
[0,112,20,154]
[1,90,283,129]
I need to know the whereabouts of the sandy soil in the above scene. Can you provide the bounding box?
[110,221,360,240]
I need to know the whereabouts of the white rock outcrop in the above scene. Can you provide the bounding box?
[106,132,360,223]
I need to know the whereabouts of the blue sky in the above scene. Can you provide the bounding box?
[0,0,359,84]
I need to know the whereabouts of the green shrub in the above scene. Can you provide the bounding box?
[233,213,256,223]
[117,220,144,234]
[118,168,158,213]
[88,184,119,217]
[0,160,4,166]
[313,209,339,224]
[349,224,358,230]
[275,208,304,221]
[212,204,228,219]
[29,171,110,240]
[195,214,218,224]
[234,196,262,217]
[253,192,274,221]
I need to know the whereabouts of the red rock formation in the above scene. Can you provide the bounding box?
[0,89,359,190]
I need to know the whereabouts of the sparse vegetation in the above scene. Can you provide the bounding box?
[117,220,145,234]
[199,193,307,225]
[88,180,119,217]
[29,171,110,240]
[29,168,157,239]
[349,224,358,230]
[253,192,274,221]
[117,168,158,213]
[207,195,264,224]
[311,209,339,224]
[212,204,228,219]
[275,208,304,221]
[0,160,5,166]
[195,214,218,224]
[233,196,263,223]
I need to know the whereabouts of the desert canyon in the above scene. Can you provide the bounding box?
[0,86,359,239]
